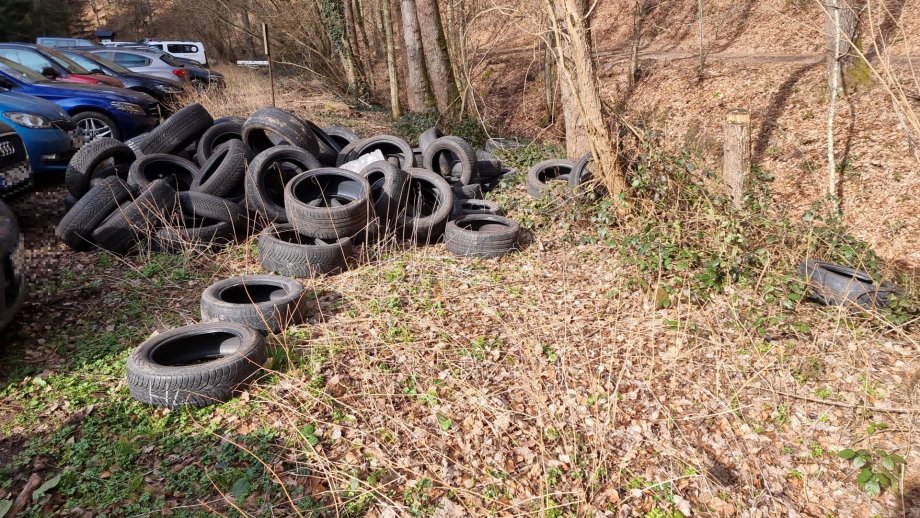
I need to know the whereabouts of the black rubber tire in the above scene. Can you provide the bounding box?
[299,120,342,166]
[476,149,503,179]
[353,135,415,170]
[196,120,243,165]
[526,159,574,197]
[91,179,178,254]
[322,125,360,149]
[127,154,198,192]
[423,136,478,185]
[258,224,353,277]
[797,261,902,309]
[243,107,319,156]
[65,138,135,198]
[192,140,248,198]
[444,214,520,258]
[399,168,454,245]
[246,145,322,224]
[335,138,366,166]
[124,134,148,158]
[418,126,443,153]
[0,201,18,254]
[214,115,246,125]
[56,176,134,251]
[451,198,504,220]
[64,193,78,211]
[360,160,410,223]
[284,168,372,240]
[138,103,213,155]
[451,181,483,200]
[126,322,266,408]
[200,275,306,334]
[154,220,235,253]
[176,190,245,232]
[72,111,122,141]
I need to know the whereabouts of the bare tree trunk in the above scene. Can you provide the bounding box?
[544,27,556,124]
[546,0,627,204]
[826,0,863,91]
[827,0,844,212]
[415,0,460,114]
[629,0,644,86]
[697,0,706,76]
[240,1,256,58]
[351,0,376,91]
[382,0,402,117]
[401,0,434,111]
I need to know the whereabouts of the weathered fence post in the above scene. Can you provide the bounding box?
[723,109,751,208]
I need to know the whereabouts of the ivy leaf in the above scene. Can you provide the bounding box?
[857,467,873,485]
[838,449,856,460]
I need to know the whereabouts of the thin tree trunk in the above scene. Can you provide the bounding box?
[827,0,842,212]
[826,0,862,91]
[240,1,256,58]
[342,0,369,95]
[400,0,434,111]
[697,0,705,75]
[544,27,556,124]
[351,0,375,90]
[546,0,627,205]
[382,0,402,117]
[629,0,644,86]
[415,0,460,114]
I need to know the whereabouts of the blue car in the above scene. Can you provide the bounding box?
[0,90,77,174]
[0,120,31,198]
[0,56,158,141]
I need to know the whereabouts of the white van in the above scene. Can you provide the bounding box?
[145,41,207,66]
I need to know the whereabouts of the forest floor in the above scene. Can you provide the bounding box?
[0,67,918,517]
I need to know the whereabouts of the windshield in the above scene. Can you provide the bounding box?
[40,46,93,75]
[70,52,131,74]
[0,56,50,84]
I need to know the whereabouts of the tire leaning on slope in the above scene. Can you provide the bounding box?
[192,140,248,198]
[65,137,136,198]
[258,224,353,277]
[138,103,214,156]
[56,176,134,251]
[400,168,454,245]
[126,322,267,408]
[245,145,322,224]
[195,120,244,165]
[200,275,307,334]
[91,178,178,254]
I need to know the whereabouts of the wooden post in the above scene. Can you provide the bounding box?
[262,23,275,107]
[723,109,751,209]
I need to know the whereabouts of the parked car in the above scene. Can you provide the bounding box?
[0,57,158,141]
[0,90,78,175]
[0,44,122,87]
[0,197,27,333]
[87,48,222,89]
[145,40,207,66]
[60,50,183,109]
[37,37,96,48]
[0,120,32,198]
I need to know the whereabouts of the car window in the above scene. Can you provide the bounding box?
[113,53,151,68]
[0,57,50,84]
[65,53,107,74]
[91,51,114,60]
[40,46,93,75]
[77,53,130,74]
[158,53,182,67]
[167,44,198,54]
[149,44,163,50]
[0,49,57,74]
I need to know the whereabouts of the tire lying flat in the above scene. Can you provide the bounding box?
[444,214,520,258]
[126,322,266,408]
[258,224,353,277]
[200,275,306,334]
[284,168,372,240]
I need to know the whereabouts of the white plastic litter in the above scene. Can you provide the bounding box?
[339,150,386,173]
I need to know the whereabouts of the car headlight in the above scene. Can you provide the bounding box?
[3,112,52,129]
[155,84,181,94]
[110,102,146,115]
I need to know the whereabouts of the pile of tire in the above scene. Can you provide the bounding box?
[127,274,307,408]
[55,103,523,262]
[526,152,602,198]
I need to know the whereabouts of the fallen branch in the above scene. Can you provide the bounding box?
[10,473,41,517]
[769,389,919,415]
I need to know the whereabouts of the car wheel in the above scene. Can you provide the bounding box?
[72,111,121,142]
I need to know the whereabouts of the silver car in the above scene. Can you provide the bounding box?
[87,49,189,83]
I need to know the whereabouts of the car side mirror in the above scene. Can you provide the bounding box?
[40,66,58,78]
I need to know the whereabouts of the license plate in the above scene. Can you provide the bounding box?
[1,162,30,185]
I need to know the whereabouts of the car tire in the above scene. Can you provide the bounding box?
[334,138,366,167]
[126,322,266,408]
[91,179,178,254]
[72,111,122,142]
[418,126,443,153]
[138,103,214,155]
[352,135,415,170]
[56,176,134,251]
[476,149,503,179]
[153,221,235,253]
[243,107,319,156]
[65,138,135,198]
[360,160,409,224]
[200,275,306,334]
[128,154,199,192]
[284,168,372,240]
[258,223,353,277]
[124,133,148,158]
[322,125,360,149]
[526,159,574,198]
[400,168,454,245]
[246,145,321,224]
[196,120,244,165]
[424,136,478,185]
[451,198,504,220]
[444,214,520,258]
[192,140,248,198]
[797,261,902,309]
[176,190,245,231]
